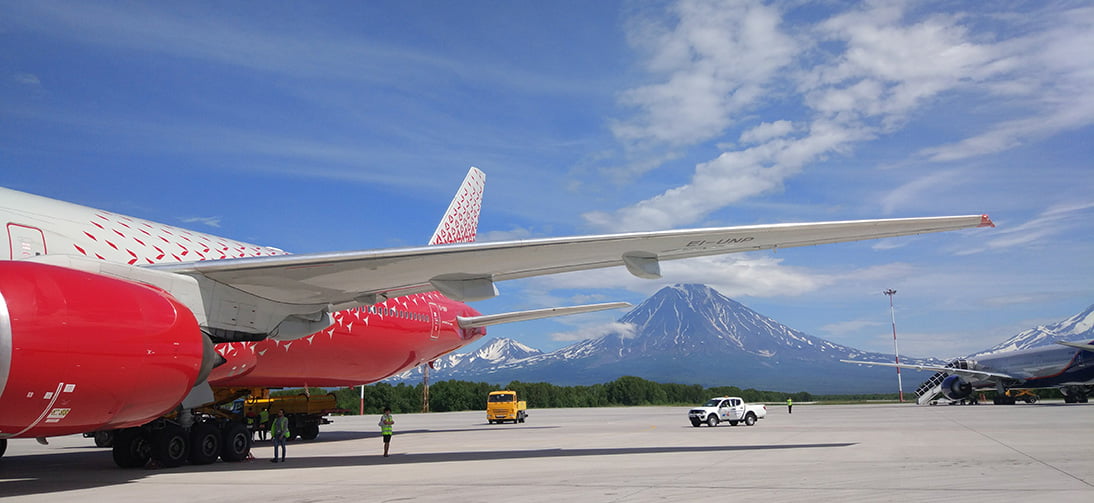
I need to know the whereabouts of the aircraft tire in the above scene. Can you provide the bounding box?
[112,428,151,468]
[189,422,221,465]
[152,425,190,468]
[93,430,114,448]
[299,423,319,440]
[220,422,251,462]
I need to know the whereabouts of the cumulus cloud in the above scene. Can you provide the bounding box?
[611,0,796,148]
[550,321,637,342]
[589,1,1093,231]
[534,254,833,299]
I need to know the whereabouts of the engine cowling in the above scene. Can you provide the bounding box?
[0,262,208,439]
[940,374,973,400]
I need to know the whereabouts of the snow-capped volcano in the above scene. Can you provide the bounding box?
[971,304,1094,357]
[388,284,924,393]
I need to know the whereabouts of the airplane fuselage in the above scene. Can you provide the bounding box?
[973,344,1094,389]
[0,185,484,434]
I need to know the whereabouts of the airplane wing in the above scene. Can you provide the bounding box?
[839,360,1015,380]
[151,214,995,307]
[457,302,631,329]
[1056,341,1094,352]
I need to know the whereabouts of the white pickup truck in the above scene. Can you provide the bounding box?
[688,397,767,427]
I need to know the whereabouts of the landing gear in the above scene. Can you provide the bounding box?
[112,428,151,468]
[93,430,114,447]
[152,425,190,467]
[188,422,221,465]
[220,422,251,462]
[1063,386,1090,404]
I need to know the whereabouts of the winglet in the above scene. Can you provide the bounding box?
[978,214,995,228]
[429,167,486,245]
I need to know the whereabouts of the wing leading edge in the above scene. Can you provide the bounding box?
[151,214,994,307]
[839,360,1015,381]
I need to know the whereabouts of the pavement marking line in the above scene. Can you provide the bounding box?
[945,413,1093,488]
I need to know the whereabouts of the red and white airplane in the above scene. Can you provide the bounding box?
[0,167,993,466]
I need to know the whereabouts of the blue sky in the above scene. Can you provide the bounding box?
[3,0,1092,360]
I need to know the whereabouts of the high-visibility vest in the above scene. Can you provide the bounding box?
[379,414,394,435]
[271,416,289,439]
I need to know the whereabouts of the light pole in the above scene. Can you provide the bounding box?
[884,289,904,402]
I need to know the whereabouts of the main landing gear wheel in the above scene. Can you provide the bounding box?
[220,422,251,462]
[112,428,151,468]
[93,430,114,448]
[189,422,221,465]
[706,415,719,427]
[152,425,190,468]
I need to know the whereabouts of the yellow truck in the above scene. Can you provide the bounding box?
[241,392,339,440]
[486,390,527,424]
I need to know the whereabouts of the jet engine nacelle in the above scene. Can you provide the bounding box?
[940,374,973,400]
[0,262,209,439]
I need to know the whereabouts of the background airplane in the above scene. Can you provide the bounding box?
[842,340,1094,405]
[1,167,992,466]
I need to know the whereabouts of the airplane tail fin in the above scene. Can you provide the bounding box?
[429,167,485,245]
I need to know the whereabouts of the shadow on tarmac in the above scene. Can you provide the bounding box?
[0,438,854,497]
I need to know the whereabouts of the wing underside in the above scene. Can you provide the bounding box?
[152,214,994,307]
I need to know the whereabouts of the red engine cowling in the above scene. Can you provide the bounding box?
[0,262,207,439]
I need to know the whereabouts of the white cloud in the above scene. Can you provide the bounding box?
[14,73,40,86]
[180,216,222,228]
[595,1,1094,233]
[982,201,1094,250]
[612,0,797,148]
[739,120,795,145]
[550,321,636,342]
[533,254,833,299]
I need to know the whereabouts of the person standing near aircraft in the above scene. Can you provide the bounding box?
[258,407,270,441]
[270,409,289,463]
[787,398,792,414]
[379,407,395,457]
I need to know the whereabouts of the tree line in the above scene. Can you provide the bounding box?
[275,376,900,415]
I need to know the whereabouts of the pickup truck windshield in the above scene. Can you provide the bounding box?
[703,399,723,407]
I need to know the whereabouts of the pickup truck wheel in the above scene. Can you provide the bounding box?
[744,413,756,426]
[706,415,719,427]
[690,419,701,427]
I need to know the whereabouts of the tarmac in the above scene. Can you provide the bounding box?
[2,402,1092,502]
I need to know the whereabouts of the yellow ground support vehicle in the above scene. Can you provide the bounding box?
[240,390,339,440]
[486,391,527,424]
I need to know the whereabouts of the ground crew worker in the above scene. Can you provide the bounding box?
[787,397,793,414]
[258,407,270,441]
[379,407,394,457]
[270,409,289,463]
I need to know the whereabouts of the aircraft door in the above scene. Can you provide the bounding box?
[7,223,46,260]
[428,302,441,340]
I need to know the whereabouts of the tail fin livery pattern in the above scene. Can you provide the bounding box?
[429,167,485,245]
